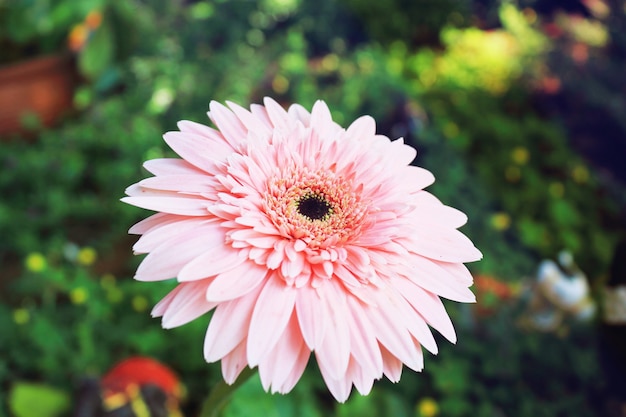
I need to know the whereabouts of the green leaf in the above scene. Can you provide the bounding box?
[78,21,115,79]
[9,382,71,417]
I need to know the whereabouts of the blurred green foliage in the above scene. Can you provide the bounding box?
[1,0,623,416]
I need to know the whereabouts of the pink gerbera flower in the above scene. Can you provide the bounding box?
[122,97,482,402]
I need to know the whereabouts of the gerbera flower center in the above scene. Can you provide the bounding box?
[296,193,333,221]
[265,168,368,249]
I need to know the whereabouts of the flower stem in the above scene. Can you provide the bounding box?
[198,367,258,417]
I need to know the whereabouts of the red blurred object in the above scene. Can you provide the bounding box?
[73,356,184,417]
[101,357,183,401]
[543,22,564,38]
[0,54,77,137]
[473,274,515,317]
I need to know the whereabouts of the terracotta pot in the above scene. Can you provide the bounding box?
[0,54,78,136]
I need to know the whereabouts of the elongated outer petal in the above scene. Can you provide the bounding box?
[346,296,383,378]
[247,274,298,366]
[205,262,269,302]
[407,225,483,264]
[380,344,403,382]
[362,288,423,372]
[133,216,209,254]
[398,256,476,303]
[208,101,248,147]
[314,280,351,380]
[134,222,225,281]
[346,115,376,139]
[143,158,205,176]
[390,276,457,343]
[163,131,232,172]
[275,338,310,394]
[160,281,218,329]
[318,358,352,402]
[295,284,327,350]
[178,244,247,281]
[348,358,376,396]
[258,312,308,393]
[204,284,262,362]
[121,194,210,216]
[221,341,248,384]
[226,100,271,136]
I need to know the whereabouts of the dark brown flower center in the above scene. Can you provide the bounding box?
[297,193,333,221]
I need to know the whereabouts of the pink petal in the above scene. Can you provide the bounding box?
[163,131,232,173]
[407,225,483,263]
[375,286,438,355]
[134,222,225,281]
[133,217,211,254]
[247,274,298,366]
[275,340,310,393]
[362,289,423,372]
[391,277,457,343]
[295,284,327,350]
[263,97,292,130]
[221,340,248,384]
[398,256,476,302]
[205,261,269,302]
[346,115,376,139]
[160,281,218,329]
[129,212,179,235]
[135,175,217,195]
[318,359,352,402]
[309,100,335,139]
[438,261,475,286]
[346,296,383,377]
[178,245,247,281]
[204,285,262,362]
[347,358,376,396]
[258,312,306,393]
[314,280,351,380]
[143,158,205,176]
[380,344,403,382]
[249,103,272,130]
[177,119,220,138]
[287,103,311,126]
[226,100,271,137]
[208,101,248,147]
[121,195,210,216]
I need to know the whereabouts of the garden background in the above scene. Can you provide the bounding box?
[1,0,626,416]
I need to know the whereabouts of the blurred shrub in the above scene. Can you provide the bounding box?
[342,0,471,47]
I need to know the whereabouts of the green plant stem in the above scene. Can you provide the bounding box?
[198,367,257,417]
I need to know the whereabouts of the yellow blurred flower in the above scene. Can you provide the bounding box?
[417,397,439,417]
[549,182,565,198]
[491,212,511,231]
[443,122,460,139]
[68,24,89,51]
[132,295,149,312]
[85,11,103,29]
[77,247,97,266]
[70,287,89,305]
[571,165,589,183]
[511,146,530,165]
[272,74,290,94]
[13,308,30,325]
[25,252,47,272]
[100,273,117,289]
[321,53,340,72]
